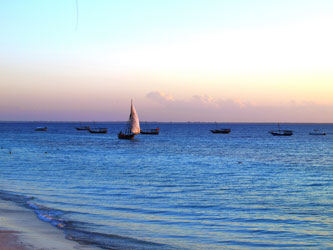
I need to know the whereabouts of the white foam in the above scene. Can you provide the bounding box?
[0,199,99,249]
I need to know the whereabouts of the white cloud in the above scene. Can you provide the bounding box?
[146,91,174,104]
[145,91,333,122]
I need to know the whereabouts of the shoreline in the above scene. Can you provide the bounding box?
[0,199,98,250]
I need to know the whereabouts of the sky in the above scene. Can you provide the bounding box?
[1,0,333,122]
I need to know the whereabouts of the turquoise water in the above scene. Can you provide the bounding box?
[0,122,332,249]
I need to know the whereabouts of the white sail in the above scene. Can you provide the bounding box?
[129,100,140,134]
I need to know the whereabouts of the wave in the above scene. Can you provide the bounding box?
[0,190,175,250]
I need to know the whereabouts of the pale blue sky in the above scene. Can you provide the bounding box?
[2,0,328,52]
[1,0,333,121]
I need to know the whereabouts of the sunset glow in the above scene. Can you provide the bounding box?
[1,0,333,122]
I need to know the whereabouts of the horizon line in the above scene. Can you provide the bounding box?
[0,120,333,125]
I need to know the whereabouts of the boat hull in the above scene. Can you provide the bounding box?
[309,130,326,135]
[309,132,326,135]
[35,127,47,131]
[140,129,159,135]
[75,126,90,131]
[118,132,135,139]
[210,129,231,134]
[269,130,293,136]
[88,128,107,134]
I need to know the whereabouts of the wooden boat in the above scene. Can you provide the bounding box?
[309,129,326,135]
[269,124,293,136]
[88,127,107,134]
[35,127,47,131]
[269,130,293,136]
[88,122,107,134]
[75,122,90,131]
[210,128,231,134]
[210,122,231,134]
[76,126,90,131]
[118,128,135,139]
[118,100,140,140]
[140,128,159,135]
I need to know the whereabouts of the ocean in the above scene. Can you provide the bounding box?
[0,122,332,249]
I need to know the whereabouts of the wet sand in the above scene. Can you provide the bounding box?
[0,230,28,250]
[0,199,98,250]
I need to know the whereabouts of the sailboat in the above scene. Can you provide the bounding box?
[118,100,140,139]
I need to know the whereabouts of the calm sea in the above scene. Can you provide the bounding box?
[0,122,332,249]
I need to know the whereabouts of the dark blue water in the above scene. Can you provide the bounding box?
[0,122,332,249]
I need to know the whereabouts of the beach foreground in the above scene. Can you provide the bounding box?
[0,199,97,250]
[0,230,27,250]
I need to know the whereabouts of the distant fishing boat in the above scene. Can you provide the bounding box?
[118,100,140,139]
[140,122,159,135]
[35,127,47,131]
[210,123,231,134]
[269,130,293,136]
[88,122,107,134]
[88,127,107,134]
[309,129,326,136]
[269,124,293,136]
[75,122,90,131]
[141,128,159,135]
[210,128,231,134]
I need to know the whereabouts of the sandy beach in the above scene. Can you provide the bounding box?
[0,199,98,250]
[0,230,27,250]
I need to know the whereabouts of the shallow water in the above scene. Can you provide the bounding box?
[0,122,332,249]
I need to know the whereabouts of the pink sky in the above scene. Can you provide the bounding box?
[1,1,333,122]
[1,91,332,122]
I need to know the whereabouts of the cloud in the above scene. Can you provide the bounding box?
[1,94,332,122]
[144,91,333,122]
[146,91,174,104]
[146,91,245,110]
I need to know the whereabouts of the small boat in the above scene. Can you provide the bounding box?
[76,126,90,131]
[118,128,135,139]
[210,122,231,134]
[140,127,159,135]
[309,129,326,136]
[88,122,107,134]
[35,126,47,131]
[140,128,159,135]
[88,127,107,134]
[269,130,293,136]
[210,128,231,134]
[269,124,293,136]
[75,122,90,131]
[118,100,140,140]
